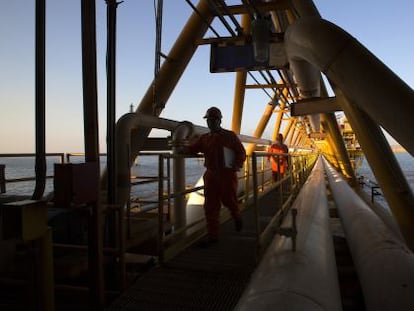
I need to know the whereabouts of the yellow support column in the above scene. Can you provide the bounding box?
[282,117,295,143]
[337,89,414,251]
[130,0,216,160]
[290,124,299,146]
[232,14,251,134]
[245,96,278,155]
[271,101,286,141]
[136,0,214,115]
[321,112,356,182]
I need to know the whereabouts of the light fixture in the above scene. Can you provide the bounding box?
[251,15,271,63]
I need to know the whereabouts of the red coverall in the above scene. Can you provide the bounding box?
[188,128,246,240]
[268,143,289,181]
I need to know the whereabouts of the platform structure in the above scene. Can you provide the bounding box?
[107,181,363,311]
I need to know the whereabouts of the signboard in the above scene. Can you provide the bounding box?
[210,42,287,73]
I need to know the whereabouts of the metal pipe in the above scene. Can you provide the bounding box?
[81,0,100,163]
[32,0,46,200]
[334,86,414,251]
[81,1,103,309]
[284,16,414,243]
[115,113,272,207]
[323,158,414,311]
[106,0,118,204]
[284,16,414,156]
[171,122,194,230]
[236,157,342,311]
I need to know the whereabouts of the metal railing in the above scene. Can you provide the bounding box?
[126,151,318,262]
[0,153,65,195]
[1,150,317,263]
[358,175,383,203]
[0,152,109,196]
[250,152,318,256]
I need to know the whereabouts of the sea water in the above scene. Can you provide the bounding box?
[356,152,414,205]
[0,154,205,199]
[1,152,413,204]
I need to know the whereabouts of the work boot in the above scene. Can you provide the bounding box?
[235,218,243,232]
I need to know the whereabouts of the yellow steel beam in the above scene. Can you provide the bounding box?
[320,112,356,181]
[272,101,286,141]
[231,14,250,134]
[282,117,295,143]
[335,87,414,252]
[245,95,279,155]
[136,0,214,116]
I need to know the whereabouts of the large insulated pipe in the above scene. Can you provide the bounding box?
[236,157,342,311]
[115,113,272,207]
[171,122,194,230]
[333,86,414,250]
[284,17,414,156]
[266,0,321,133]
[323,158,414,311]
[115,113,186,207]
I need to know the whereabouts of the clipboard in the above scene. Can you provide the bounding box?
[223,146,235,168]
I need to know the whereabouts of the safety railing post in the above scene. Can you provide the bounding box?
[260,155,265,191]
[288,154,293,198]
[158,154,165,263]
[0,164,5,194]
[166,156,172,221]
[251,153,260,254]
[244,155,251,203]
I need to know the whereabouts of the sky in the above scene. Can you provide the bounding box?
[1,0,413,153]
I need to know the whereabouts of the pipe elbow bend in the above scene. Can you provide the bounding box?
[171,121,194,151]
[284,17,352,73]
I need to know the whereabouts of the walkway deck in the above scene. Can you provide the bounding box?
[108,187,282,311]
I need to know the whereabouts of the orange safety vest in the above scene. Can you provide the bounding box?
[268,143,288,173]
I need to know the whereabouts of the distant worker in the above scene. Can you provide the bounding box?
[268,133,289,181]
[187,107,246,246]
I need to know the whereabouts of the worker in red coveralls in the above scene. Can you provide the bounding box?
[268,133,289,182]
[187,107,246,246]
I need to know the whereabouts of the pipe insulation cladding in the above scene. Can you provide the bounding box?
[323,158,414,311]
[235,157,342,311]
[284,17,414,157]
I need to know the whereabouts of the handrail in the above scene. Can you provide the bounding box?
[144,150,318,262]
[0,153,65,196]
[0,153,64,159]
[235,157,342,311]
[251,152,318,255]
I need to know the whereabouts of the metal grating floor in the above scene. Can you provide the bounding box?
[108,189,281,311]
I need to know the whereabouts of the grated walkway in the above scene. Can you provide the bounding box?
[108,188,282,311]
